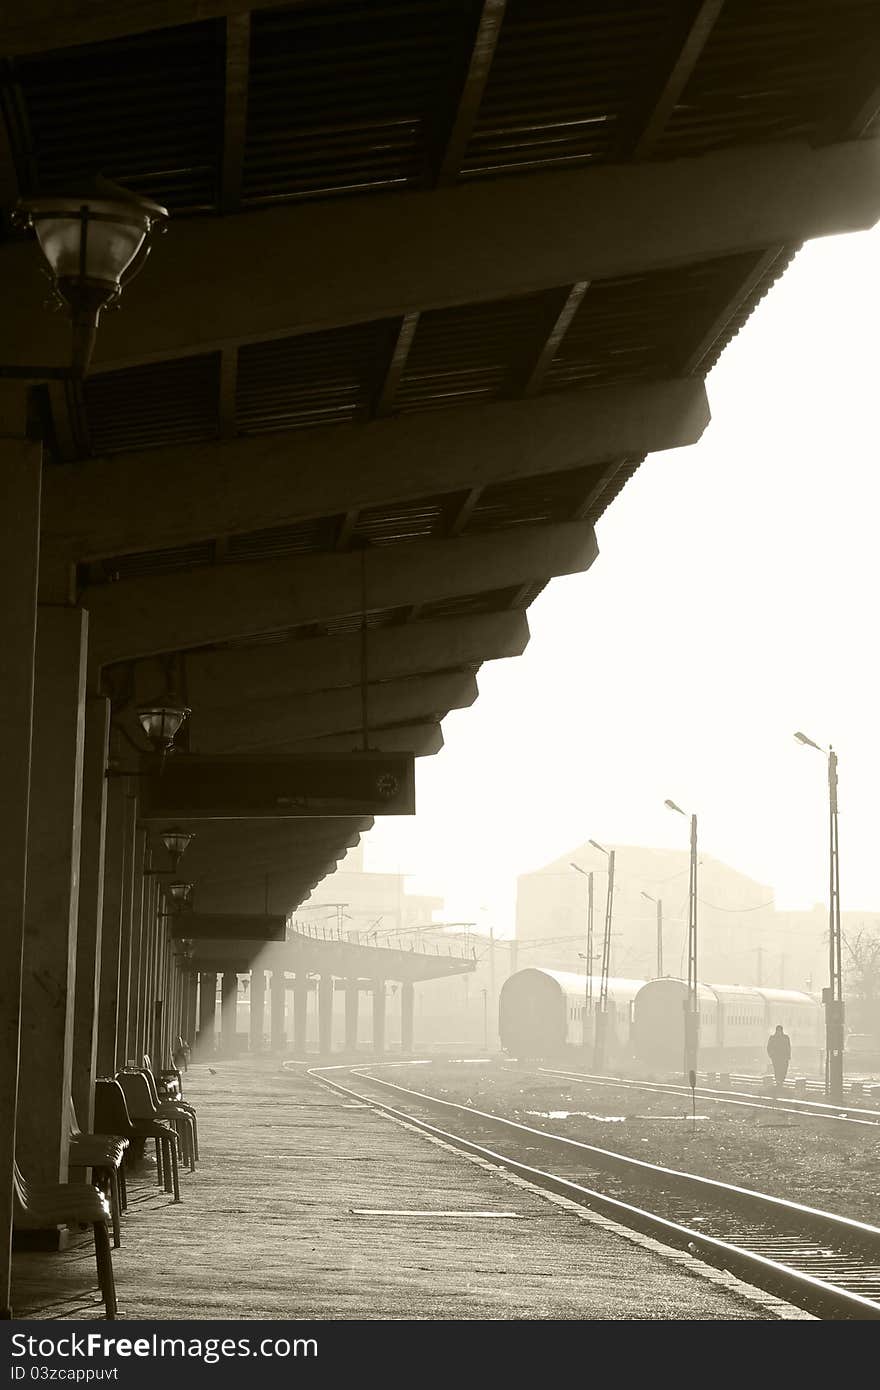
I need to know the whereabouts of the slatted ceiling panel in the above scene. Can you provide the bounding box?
[4,23,223,212]
[101,541,216,583]
[542,251,763,392]
[235,321,394,434]
[83,353,221,455]
[689,244,799,376]
[394,291,559,413]
[351,496,455,547]
[225,516,340,562]
[242,0,476,205]
[512,578,548,608]
[655,0,880,158]
[582,456,644,525]
[464,464,602,534]
[311,607,413,638]
[417,586,523,621]
[459,0,674,177]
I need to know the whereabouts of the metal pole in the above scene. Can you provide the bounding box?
[488,929,496,1047]
[826,748,844,1102]
[683,815,699,1079]
[584,871,594,1051]
[656,897,663,978]
[595,853,614,1072]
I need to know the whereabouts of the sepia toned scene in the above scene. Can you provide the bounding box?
[2,0,880,1343]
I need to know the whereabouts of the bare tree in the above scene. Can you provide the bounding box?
[843,925,880,1037]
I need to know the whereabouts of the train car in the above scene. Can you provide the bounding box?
[631,978,823,1070]
[498,968,645,1059]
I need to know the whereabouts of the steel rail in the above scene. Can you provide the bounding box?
[305,1064,880,1320]
[536,1066,880,1128]
[339,1066,880,1246]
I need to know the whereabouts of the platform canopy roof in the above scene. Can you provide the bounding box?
[186,926,477,981]
[3,0,880,915]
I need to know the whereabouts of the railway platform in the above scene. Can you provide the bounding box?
[12,1059,801,1321]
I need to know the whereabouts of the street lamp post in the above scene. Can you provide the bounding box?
[587,840,615,1072]
[665,800,698,1078]
[794,732,844,1102]
[641,891,663,977]
[570,863,594,1053]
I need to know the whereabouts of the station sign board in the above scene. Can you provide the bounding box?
[171,914,287,941]
[140,751,415,821]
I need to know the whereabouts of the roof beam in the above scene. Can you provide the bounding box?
[374,313,420,417]
[623,1,726,160]
[0,2,307,55]
[3,140,876,372]
[85,519,598,666]
[42,378,709,563]
[189,671,479,754]
[290,722,443,758]
[126,609,528,707]
[192,869,346,916]
[219,13,251,213]
[432,0,507,184]
[521,282,590,397]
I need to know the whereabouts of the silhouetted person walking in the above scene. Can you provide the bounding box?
[767,1024,791,1089]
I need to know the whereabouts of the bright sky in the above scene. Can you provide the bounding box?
[359,223,880,935]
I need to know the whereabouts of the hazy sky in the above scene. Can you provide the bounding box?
[354,222,880,935]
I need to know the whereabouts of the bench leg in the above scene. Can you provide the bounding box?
[181,1119,195,1172]
[92,1222,117,1320]
[108,1169,122,1248]
[154,1137,165,1188]
[119,1163,128,1211]
[167,1138,181,1203]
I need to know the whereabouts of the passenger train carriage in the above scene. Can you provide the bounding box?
[631,978,823,1070]
[498,969,644,1062]
[499,968,823,1071]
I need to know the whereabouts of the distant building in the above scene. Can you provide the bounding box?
[516,843,827,991]
[296,844,444,939]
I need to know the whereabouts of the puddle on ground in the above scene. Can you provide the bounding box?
[525,1110,626,1122]
[525,1110,710,1123]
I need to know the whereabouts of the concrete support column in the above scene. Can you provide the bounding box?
[372,980,386,1056]
[344,980,359,1054]
[183,970,198,1047]
[17,605,88,1189]
[249,969,265,1053]
[124,830,146,1063]
[293,975,308,1055]
[144,885,161,1063]
[155,918,170,1063]
[401,981,414,1055]
[71,696,111,1127]
[197,971,217,1054]
[0,422,40,1317]
[95,776,126,1075]
[318,976,333,1056]
[220,972,238,1055]
[110,796,137,1069]
[270,970,286,1051]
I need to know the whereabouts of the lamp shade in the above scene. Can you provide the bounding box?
[137,702,190,751]
[19,184,166,292]
[161,826,194,861]
[167,881,193,905]
[15,179,167,376]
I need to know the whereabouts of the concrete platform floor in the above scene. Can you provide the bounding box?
[12,1059,800,1320]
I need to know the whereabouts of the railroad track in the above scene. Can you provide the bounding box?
[535,1066,880,1129]
[307,1063,880,1320]
[720,1070,880,1101]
